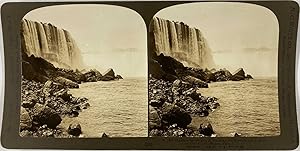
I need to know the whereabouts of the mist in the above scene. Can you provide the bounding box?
[24,4,147,78]
[156,2,279,77]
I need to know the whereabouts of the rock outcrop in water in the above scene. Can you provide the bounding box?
[150,17,215,68]
[21,19,84,69]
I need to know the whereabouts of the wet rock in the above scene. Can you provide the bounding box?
[149,59,166,80]
[116,75,123,79]
[184,68,208,82]
[22,61,36,80]
[182,75,208,88]
[102,133,109,137]
[21,94,38,108]
[231,68,245,81]
[213,69,232,81]
[161,102,192,128]
[101,76,115,81]
[230,132,241,137]
[70,110,79,117]
[86,76,97,82]
[32,103,62,129]
[149,96,165,107]
[55,69,85,84]
[157,54,185,75]
[54,88,71,102]
[199,123,215,136]
[81,102,90,109]
[68,123,82,136]
[91,69,103,80]
[28,54,56,71]
[83,69,102,82]
[22,100,36,108]
[54,76,79,88]
[20,107,32,130]
[245,74,253,79]
[103,68,115,78]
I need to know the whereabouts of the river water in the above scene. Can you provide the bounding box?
[192,77,280,137]
[61,78,148,137]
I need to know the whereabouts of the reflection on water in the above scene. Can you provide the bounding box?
[61,78,148,137]
[192,78,280,137]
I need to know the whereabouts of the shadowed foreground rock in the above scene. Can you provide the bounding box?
[148,77,219,137]
[68,123,82,136]
[20,78,89,137]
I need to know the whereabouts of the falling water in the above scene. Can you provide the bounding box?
[21,19,84,69]
[151,17,215,68]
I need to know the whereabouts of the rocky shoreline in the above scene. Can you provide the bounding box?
[20,52,123,137]
[149,52,253,137]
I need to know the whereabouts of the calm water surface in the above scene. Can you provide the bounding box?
[62,78,148,137]
[192,78,280,137]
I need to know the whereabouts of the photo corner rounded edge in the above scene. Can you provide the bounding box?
[0,1,14,150]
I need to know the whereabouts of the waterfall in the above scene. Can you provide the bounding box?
[150,17,215,68]
[21,19,84,70]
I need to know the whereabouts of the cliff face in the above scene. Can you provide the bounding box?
[150,17,215,68]
[21,19,83,69]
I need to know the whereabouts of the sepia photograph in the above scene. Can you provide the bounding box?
[20,4,148,138]
[148,2,280,137]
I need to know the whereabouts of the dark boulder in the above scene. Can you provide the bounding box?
[199,123,215,136]
[81,102,90,109]
[56,69,85,83]
[22,61,36,80]
[92,69,103,80]
[101,76,115,81]
[231,68,245,81]
[21,94,38,108]
[103,68,115,78]
[149,95,165,107]
[22,100,36,108]
[100,68,116,81]
[28,55,56,71]
[157,53,185,76]
[116,75,123,80]
[213,69,232,81]
[83,69,103,82]
[86,76,97,82]
[32,103,62,129]
[231,132,241,137]
[67,123,82,136]
[184,68,208,82]
[149,59,165,80]
[245,74,253,79]
[54,77,79,88]
[102,133,109,137]
[161,102,192,128]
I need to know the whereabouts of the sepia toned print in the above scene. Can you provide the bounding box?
[148,2,280,137]
[20,4,148,138]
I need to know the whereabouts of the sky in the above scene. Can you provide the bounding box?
[24,4,147,78]
[24,3,279,77]
[156,2,279,77]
